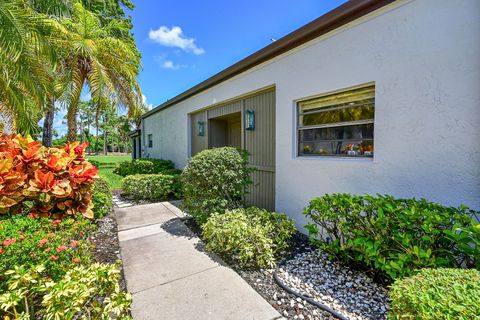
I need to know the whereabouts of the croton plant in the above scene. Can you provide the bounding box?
[0,134,97,219]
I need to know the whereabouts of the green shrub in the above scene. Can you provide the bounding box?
[122,174,181,201]
[0,215,94,280]
[389,268,480,319]
[92,177,113,219]
[93,176,113,198]
[303,193,480,281]
[181,147,252,224]
[89,159,101,168]
[202,207,296,268]
[0,263,132,319]
[113,158,175,176]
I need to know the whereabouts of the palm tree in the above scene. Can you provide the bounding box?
[56,2,141,141]
[0,0,53,134]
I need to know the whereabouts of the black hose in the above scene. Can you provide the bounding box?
[273,267,349,320]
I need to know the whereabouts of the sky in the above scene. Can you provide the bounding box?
[130,0,347,109]
[53,0,347,136]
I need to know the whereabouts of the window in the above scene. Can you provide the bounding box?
[297,85,375,157]
[148,134,153,148]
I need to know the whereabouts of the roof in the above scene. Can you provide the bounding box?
[143,0,395,119]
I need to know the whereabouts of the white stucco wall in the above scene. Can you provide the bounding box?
[142,0,480,229]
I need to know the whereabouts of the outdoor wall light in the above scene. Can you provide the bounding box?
[197,121,205,136]
[245,110,255,130]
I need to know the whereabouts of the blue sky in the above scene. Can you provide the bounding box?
[54,0,347,136]
[131,0,347,109]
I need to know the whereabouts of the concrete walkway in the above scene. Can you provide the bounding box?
[115,202,282,320]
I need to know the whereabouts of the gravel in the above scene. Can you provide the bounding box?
[276,250,390,320]
[182,216,390,320]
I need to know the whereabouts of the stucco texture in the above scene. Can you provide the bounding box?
[141,0,480,229]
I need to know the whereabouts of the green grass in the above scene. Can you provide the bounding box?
[87,155,130,164]
[97,167,123,190]
[87,155,130,190]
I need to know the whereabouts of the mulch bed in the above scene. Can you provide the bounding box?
[89,209,127,292]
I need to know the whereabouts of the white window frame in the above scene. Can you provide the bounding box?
[296,83,375,159]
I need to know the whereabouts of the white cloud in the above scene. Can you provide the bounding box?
[161,60,180,70]
[142,94,153,110]
[149,26,205,55]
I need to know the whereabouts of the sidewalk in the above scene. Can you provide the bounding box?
[115,201,282,320]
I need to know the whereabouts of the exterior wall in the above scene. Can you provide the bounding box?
[142,0,480,229]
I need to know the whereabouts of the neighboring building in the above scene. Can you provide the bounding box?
[135,0,480,229]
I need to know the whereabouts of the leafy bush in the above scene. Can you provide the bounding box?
[0,134,97,219]
[92,177,113,219]
[94,176,113,198]
[303,193,480,281]
[0,214,94,280]
[202,207,296,268]
[122,174,181,201]
[389,268,480,319]
[113,158,175,176]
[0,263,132,319]
[89,159,101,168]
[181,147,252,224]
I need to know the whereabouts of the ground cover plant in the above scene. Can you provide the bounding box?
[122,174,181,201]
[181,147,252,224]
[389,268,480,319]
[0,263,132,320]
[303,193,480,281]
[0,214,94,280]
[0,134,97,219]
[202,207,296,268]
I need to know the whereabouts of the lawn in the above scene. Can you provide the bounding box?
[87,154,131,164]
[87,154,130,190]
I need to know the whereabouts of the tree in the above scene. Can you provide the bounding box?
[0,0,56,134]
[56,2,141,141]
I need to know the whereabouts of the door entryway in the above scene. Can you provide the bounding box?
[189,88,276,211]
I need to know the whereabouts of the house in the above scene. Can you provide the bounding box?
[134,0,480,229]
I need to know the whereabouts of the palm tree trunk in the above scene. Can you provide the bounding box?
[67,104,78,142]
[103,113,108,155]
[42,99,54,147]
[95,108,99,155]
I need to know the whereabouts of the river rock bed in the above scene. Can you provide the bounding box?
[276,250,390,320]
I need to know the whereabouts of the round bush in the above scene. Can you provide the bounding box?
[389,268,480,319]
[202,207,297,268]
[181,147,251,224]
[122,174,180,201]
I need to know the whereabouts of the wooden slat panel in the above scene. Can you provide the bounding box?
[244,90,276,169]
[246,170,275,211]
[243,90,276,210]
[207,101,242,119]
[191,111,207,156]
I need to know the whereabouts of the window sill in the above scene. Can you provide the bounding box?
[295,155,374,163]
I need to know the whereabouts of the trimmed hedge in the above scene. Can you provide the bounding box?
[113,158,175,176]
[92,177,113,219]
[389,268,480,319]
[202,207,296,268]
[303,193,480,281]
[122,174,181,201]
[181,147,252,224]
